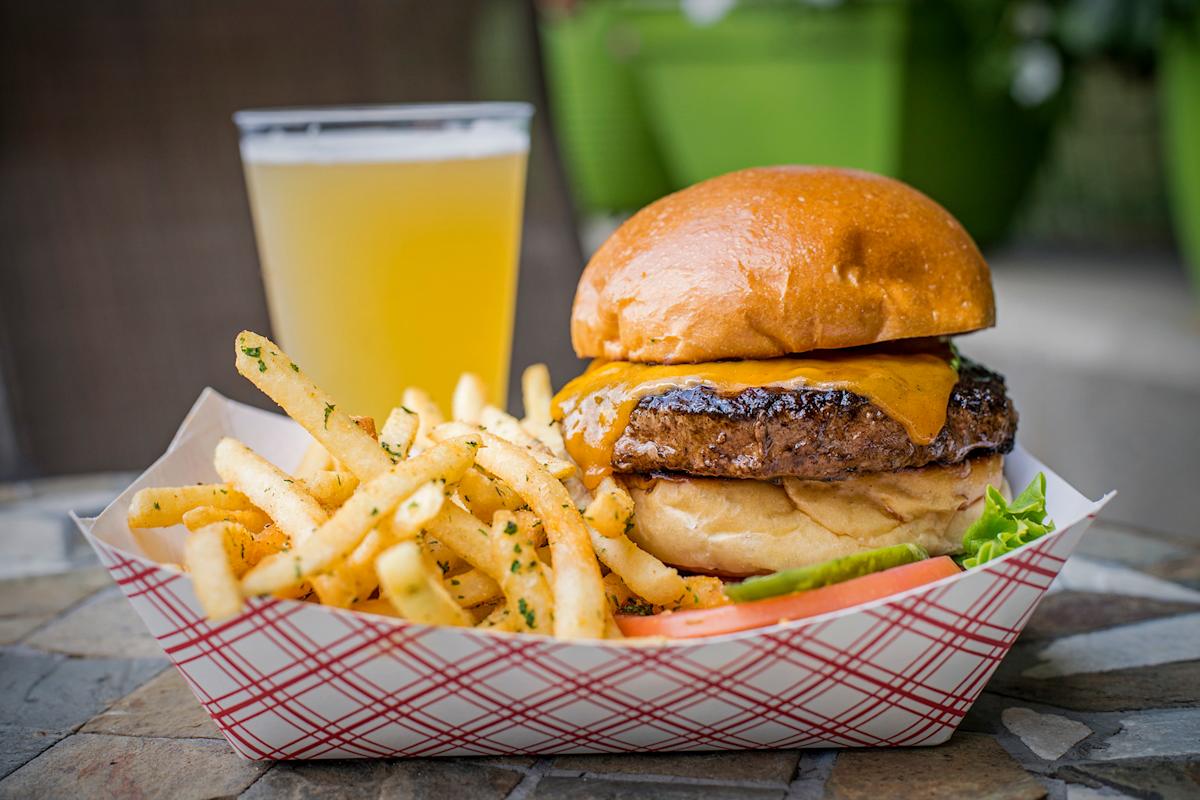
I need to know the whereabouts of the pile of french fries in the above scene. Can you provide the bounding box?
[127,331,726,640]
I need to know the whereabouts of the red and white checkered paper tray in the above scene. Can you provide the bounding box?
[73,388,1113,760]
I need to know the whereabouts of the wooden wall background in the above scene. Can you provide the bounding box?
[0,0,584,479]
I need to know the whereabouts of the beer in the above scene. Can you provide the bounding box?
[237,106,531,420]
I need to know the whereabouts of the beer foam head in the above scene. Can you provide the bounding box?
[240,120,529,164]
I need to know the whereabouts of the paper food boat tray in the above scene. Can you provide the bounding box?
[73,389,1112,760]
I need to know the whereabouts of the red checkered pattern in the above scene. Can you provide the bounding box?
[83,518,1087,760]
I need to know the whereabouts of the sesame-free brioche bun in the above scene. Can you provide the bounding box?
[625,455,1005,577]
[572,166,995,364]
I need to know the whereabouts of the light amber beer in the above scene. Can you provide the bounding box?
[237,106,530,420]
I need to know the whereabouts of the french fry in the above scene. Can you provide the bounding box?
[295,440,334,478]
[185,524,243,620]
[182,506,271,534]
[481,406,553,456]
[597,573,725,614]
[522,414,569,460]
[677,575,730,610]
[301,470,358,509]
[349,415,377,439]
[469,600,504,624]
[516,363,571,465]
[310,528,394,608]
[521,363,553,428]
[445,568,502,608]
[456,467,525,522]
[316,481,449,608]
[438,420,576,481]
[520,423,588,514]
[401,387,444,454]
[511,367,591,509]
[423,535,467,576]
[477,604,519,632]
[392,481,446,536]
[248,527,307,601]
[527,517,549,550]
[559,475,593,515]
[241,437,476,597]
[128,484,251,528]
[380,407,419,462]
[313,483,450,607]
[253,523,290,553]
[523,417,591,512]
[350,597,403,618]
[601,571,637,612]
[214,437,327,545]
[434,427,606,639]
[583,477,635,539]
[324,416,378,475]
[587,526,687,607]
[377,540,473,627]
[215,521,281,577]
[234,331,392,481]
[424,503,503,577]
[492,511,555,635]
[452,372,487,424]
[480,406,581,487]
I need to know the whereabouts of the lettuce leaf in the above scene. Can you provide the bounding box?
[947,340,962,373]
[957,473,1055,569]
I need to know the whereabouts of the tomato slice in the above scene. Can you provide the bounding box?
[616,556,961,639]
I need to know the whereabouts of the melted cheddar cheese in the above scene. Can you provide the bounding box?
[551,354,959,488]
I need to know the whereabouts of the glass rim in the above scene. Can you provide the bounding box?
[233,102,533,131]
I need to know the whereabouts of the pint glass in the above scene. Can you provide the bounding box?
[235,104,532,419]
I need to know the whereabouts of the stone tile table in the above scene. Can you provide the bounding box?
[1,477,1198,799]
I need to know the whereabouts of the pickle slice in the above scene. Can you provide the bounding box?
[724,542,930,603]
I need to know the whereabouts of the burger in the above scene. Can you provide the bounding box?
[552,166,1017,579]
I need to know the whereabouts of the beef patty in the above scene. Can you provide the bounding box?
[609,360,1017,481]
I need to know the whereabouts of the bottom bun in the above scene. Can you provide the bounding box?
[626,455,1005,576]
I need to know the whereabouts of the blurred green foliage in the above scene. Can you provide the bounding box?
[536,0,1198,252]
[1055,0,1199,70]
